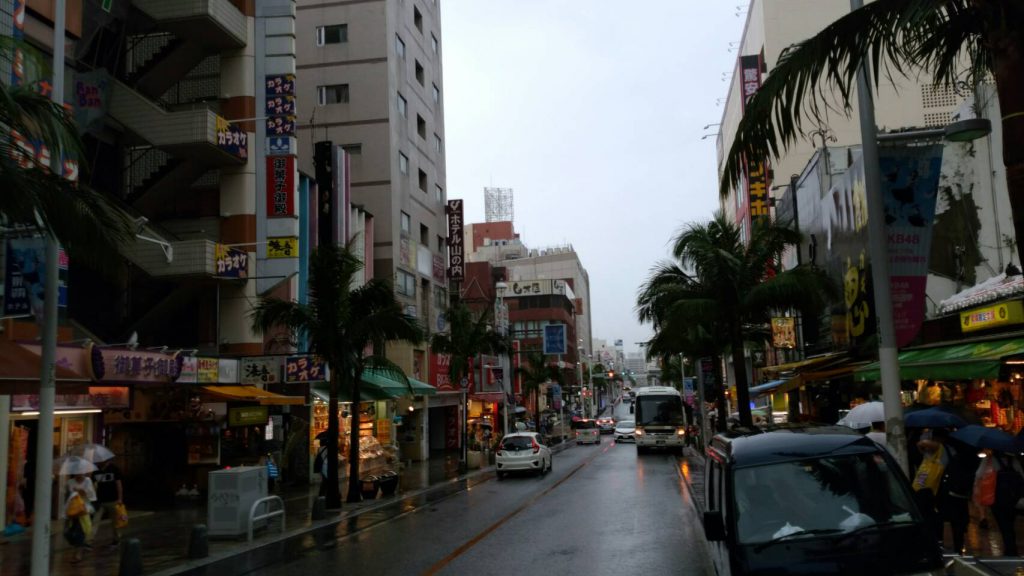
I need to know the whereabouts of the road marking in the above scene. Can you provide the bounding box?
[421,445,605,575]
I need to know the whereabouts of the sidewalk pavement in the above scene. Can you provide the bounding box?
[0,452,480,576]
[1,441,577,576]
[677,446,1024,559]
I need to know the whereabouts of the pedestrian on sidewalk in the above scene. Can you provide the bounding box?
[92,458,124,547]
[911,429,949,543]
[64,474,96,563]
[315,435,330,497]
[938,438,978,555]
[984,449,1024,556]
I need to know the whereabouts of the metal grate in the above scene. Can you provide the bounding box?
[921,84,958,109]
[923,111,951,128]
[125,33,176,77]
[161,56,220,105]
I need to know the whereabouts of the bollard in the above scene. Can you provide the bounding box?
[187,524,209,559]
[311,496,326,520]
[118,538,143,576]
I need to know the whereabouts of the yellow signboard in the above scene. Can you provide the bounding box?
[267,237,299,259]
[960,300,1024,333]
[771,317,796,349]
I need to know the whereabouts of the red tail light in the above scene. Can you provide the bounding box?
[531,438,541,454]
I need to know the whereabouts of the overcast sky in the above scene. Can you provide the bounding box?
[440,2,747,357]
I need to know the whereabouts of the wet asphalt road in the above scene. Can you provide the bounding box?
[266,399,712,575]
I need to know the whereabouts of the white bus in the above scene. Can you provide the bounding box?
[633,386,687,454]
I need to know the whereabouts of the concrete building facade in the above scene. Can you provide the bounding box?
[295,0,449,345]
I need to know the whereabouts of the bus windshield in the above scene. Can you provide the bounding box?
[635,395,684,426]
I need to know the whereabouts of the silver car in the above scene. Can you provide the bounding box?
[614,419,636,442]
[575,419,601,445]
[496,432,552,478]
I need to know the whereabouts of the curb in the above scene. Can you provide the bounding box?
[676,447,706,515]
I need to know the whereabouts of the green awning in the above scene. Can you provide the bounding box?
[854,337,1024,382]
[361,370,437,397]
[311,370,436,403]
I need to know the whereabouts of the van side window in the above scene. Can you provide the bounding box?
[707,460,718,512]
[717,462,729,528]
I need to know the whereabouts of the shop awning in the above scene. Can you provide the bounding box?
[361,370,437,397]
[201,385,305,405]
[760,352,847,375]
[0,339,91,394]
[749,379,799,397]
[854,337,1024,382]
[310,371,437,403]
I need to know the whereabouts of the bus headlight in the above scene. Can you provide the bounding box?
[634,428,644,436]
[676,428,686,436]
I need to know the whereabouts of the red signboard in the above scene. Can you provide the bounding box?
[430,352,456,392]
[266,156,296,217]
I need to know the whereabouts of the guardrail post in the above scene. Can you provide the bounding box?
[187,524,208,559]
[118,538,143,576]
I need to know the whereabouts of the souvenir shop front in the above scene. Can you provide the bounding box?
[309,369,436,481]
[854,336,1024,433]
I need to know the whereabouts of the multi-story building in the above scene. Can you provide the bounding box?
[719,0,1013,423]
[294,0,449,358]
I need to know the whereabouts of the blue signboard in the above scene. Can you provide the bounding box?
[542,324,567,355]
[4,238,68,316]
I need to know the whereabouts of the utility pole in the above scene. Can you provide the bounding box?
[851,0,907,474]
[31,2,64,573]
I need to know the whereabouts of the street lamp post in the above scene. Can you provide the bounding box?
[495,282,509,436]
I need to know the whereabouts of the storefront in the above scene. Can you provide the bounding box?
[309,367,435,480]
[854,335,1024,433]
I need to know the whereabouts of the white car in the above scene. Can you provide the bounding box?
[575,420,601,445]
[614,420,636,442]
[496,432,552,478]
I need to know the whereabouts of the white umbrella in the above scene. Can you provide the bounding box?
[58,455,99,475]
[67,443,115,463]
[838,401,885,429]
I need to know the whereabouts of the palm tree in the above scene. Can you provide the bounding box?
[639,212,835,428]
[0,49,132,262]
[251,244,423,508]
[429,298,507,391]
[720,0,1024,266]
[516,350,563,439]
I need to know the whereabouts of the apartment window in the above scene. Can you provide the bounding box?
[413,6,423,32]
[341,143,362,155]
[434,285,446,309]
[431,33,438,54]
[397,270,416,297]
[397,92,407,117]
[415,60,425,85]
[432,84,440,104]
[420,224,429,244]
[396,34,406,58]
[316,24,348,45]
[437,234,444,253]
[399,152,409,174]
[400,211,411,234]
[433,133,441,153]
[417,115,426,139]
[418,169,427,192]
[317,84,349,105]
[434,184,443,203]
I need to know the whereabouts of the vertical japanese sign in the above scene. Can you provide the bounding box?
[266,156,296,216]
[882,144,943,347]
[4,238,68,316]
[11,0,25,86]
[739,54,770,225]
[446,199,465,282]
[264,75,297,137]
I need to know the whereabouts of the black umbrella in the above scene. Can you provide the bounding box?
[952,425,1023,454]
[904,407,968,429]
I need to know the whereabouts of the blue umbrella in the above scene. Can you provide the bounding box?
[904,407,968,429]
[951,425,1022,454]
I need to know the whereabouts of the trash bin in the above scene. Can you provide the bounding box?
[378,471,399,497]
[360,476,379,500]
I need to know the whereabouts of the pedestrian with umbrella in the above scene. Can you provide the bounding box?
[954,425,1024,556]
[60,456,98,563]
[85,447,125,548]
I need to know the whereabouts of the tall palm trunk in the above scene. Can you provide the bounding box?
[347,367,363,503]
[712,354,728,432]
[730,319,753,428]
[325,371,342,509]
[991,25,1024,268]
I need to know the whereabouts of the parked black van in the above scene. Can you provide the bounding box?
[703,426,944,576]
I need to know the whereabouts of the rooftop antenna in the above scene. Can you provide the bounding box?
[484,187,514,223]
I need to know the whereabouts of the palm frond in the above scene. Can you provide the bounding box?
[719,0,981,196]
